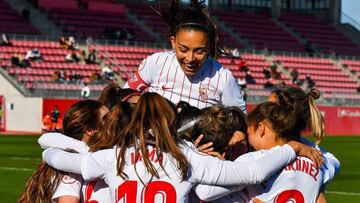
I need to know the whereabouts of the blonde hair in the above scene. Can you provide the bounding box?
[308,90,324,144]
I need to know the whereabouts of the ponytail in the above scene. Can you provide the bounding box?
[116,93,188,181]
[271,86,325,143]
[307,89,324,144]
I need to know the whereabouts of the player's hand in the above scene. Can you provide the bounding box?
[288,141,324,168]
[251,197,264,203]
[194,134,214,154]
[208,151,226,160]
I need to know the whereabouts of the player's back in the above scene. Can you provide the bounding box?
[87,145,194,203]
[252,156,323,203]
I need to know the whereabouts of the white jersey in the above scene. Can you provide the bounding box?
[43,142,297,203]
[53,173,111,203]
[39,133,111,203]
[195,145,340,203]
[124,51,246,111]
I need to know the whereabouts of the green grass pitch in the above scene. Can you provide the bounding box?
[0,134,359,202]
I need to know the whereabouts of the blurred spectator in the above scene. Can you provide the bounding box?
[90,72,101,83]
[126,29,136,41]
[230,48,240,63]
[304,75,316,90]
[240,65,249,72]
[102,65,115,81]
[68,36,78,50]
[264,78,274,89]
[66,50,81,63]
[270,64,281,79]
[52,71,59,82]
[86,36,93,47]
[69,70,76,82]
[290,67,299,85]
[245,70,256,84]
[21,8,30,20]
[25,48,43,62]
[0,33,12,46]
[115,29,127,41]
[59,36,69,49]
[58,70,66,83]
[305,41,315,56]
[80,82,91,98]
[262,66,271,79]
[50,106,61,131]
[357,86,360,93]
[86,49,97,64]
[42,114,52,133]
[237,78,247,102]
[11,53,30,68]
[79,50,87,65]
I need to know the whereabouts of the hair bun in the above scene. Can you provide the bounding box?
[308,88,320,100]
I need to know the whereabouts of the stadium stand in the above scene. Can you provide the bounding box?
[211,10,305,52]
[43,7,154,41]
[0,0,358,103]
[0,0,39,34]
[126,4,244,48]
[280,12,360,56]
[0,40,106,91]
[273,56,359,94]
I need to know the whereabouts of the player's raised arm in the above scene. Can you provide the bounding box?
[38,132,89,153]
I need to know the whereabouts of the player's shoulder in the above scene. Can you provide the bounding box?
[206,58,233,77]
[148,51,175,61]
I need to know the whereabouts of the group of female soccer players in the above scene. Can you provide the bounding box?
[19,0,340,202]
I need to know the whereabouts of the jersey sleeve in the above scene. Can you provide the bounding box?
[43,148,83,174]
[221,70,246,113]
[193,150,267,201]
[194,184,240,201]
[185,144,296,186]
[42,148,114,181]
[52,173,82,201]
[124,54,156,91]
[38,132,89,154]
[81,149,115,181]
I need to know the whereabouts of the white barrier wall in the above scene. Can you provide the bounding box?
[0,74,42,133]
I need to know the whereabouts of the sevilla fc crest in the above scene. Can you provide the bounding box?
[199,84,209,101]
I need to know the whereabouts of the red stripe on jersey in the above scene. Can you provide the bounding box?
[127,70,149,92]
[162,56,175,97]
[196,72,204,108]
[84,181,97,203]
[214,69,221,96]
[157,56,169,86]
[155,55,160,64]
[205,65,213,108]
[179,74,186,102]
[187,77,193,104]
[169,65,179,101]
